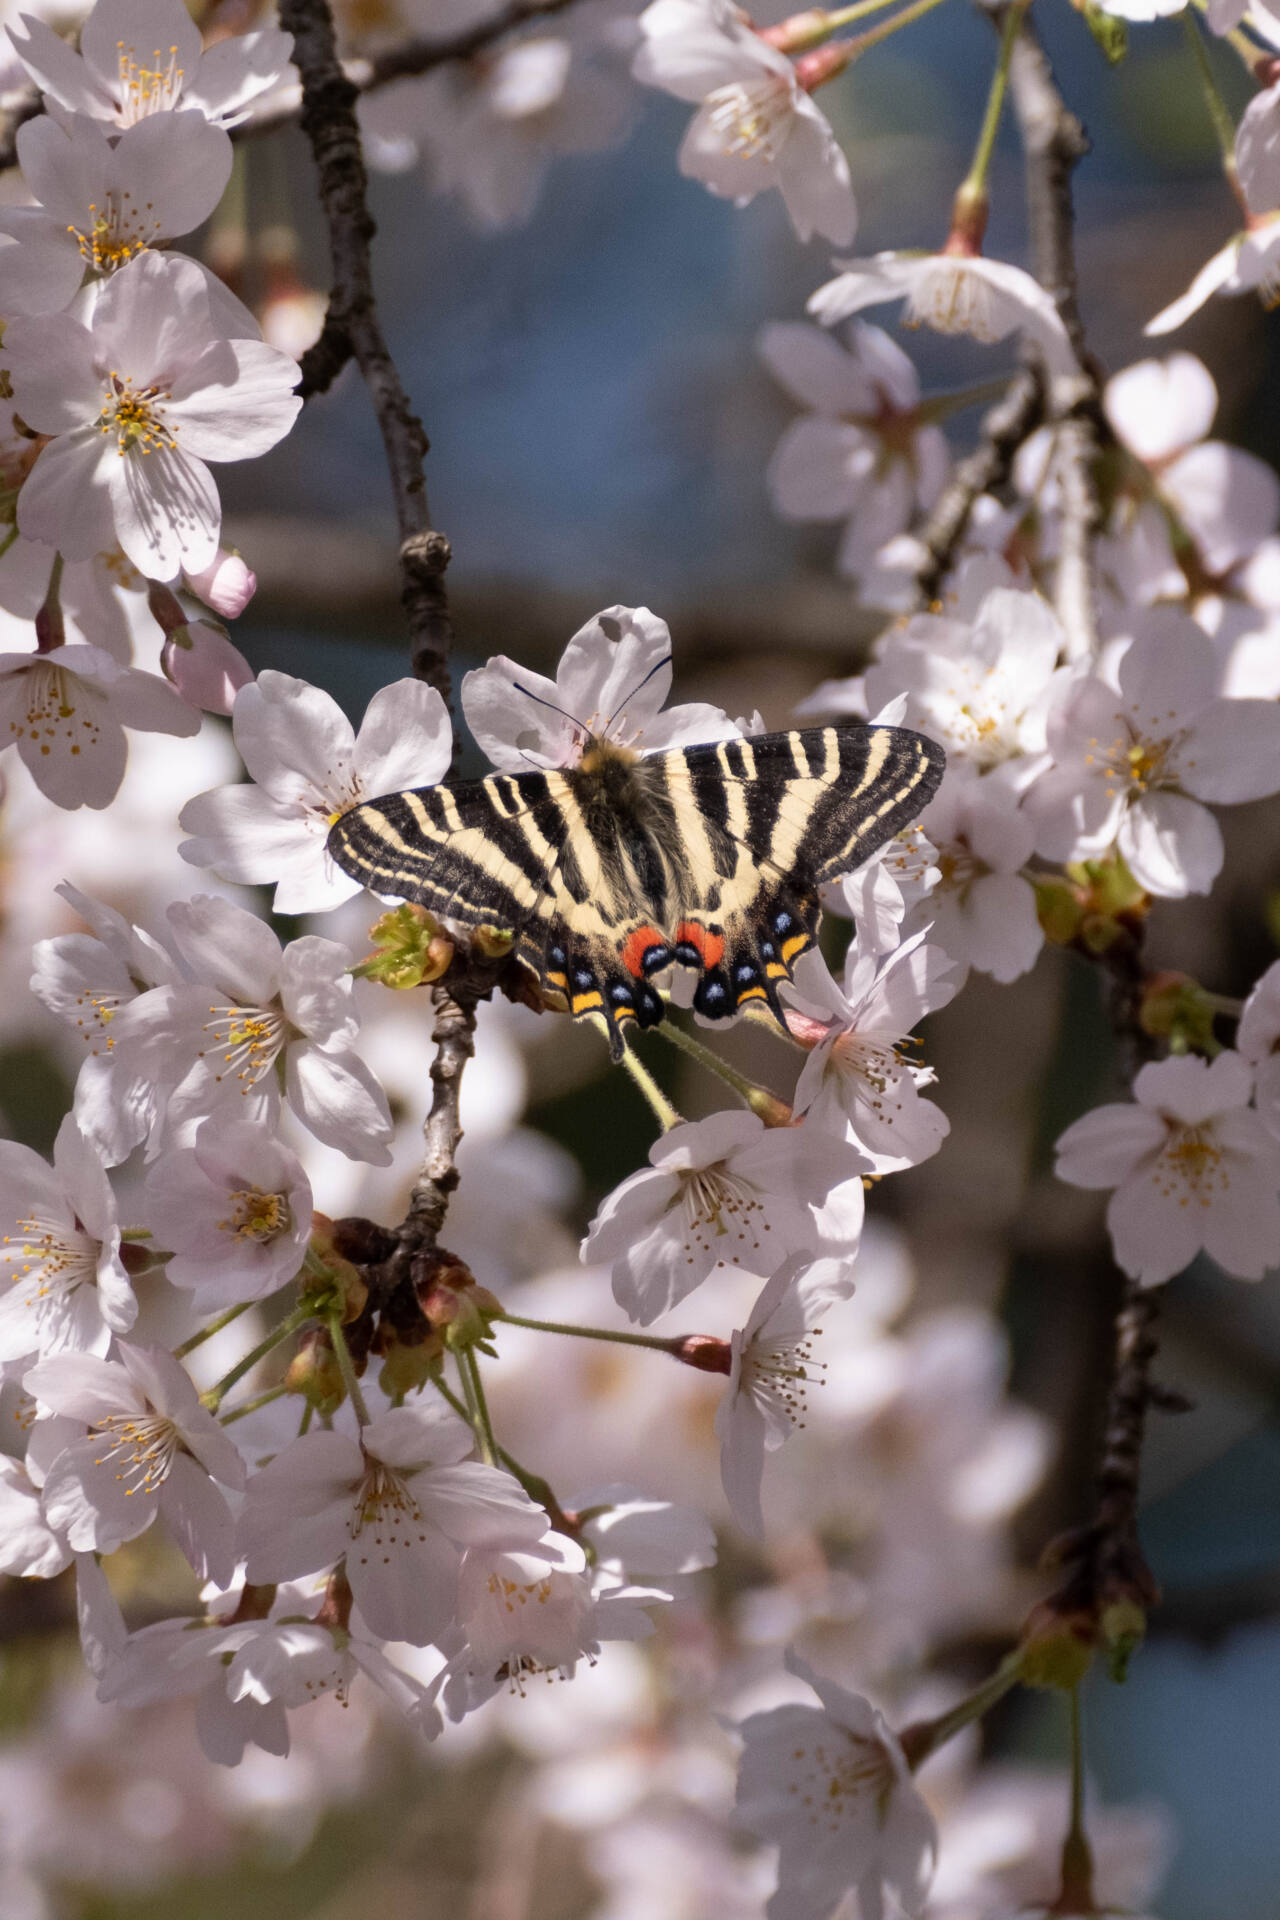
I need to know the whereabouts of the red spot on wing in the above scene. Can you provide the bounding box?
[675,920,725,969]
[621,924,667,979]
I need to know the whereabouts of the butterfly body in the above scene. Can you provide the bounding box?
[328,723,945,1058]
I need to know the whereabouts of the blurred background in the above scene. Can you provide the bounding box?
[4,2,1280,1914]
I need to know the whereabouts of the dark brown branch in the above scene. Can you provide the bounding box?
[913,367,1043,605]
[1006,13,1105,659]
[0,0,580,171]
[279,0,453,694]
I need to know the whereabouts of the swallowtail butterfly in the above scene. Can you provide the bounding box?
[327,715,945,1059]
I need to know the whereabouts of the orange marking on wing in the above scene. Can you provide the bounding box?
[674,920,725,969]
[620,924,666,979]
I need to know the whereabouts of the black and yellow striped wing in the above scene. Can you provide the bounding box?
[327,723,944,1057]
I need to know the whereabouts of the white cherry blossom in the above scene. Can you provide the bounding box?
[633,0,857,245]
[809,250,1078,374]
[401,26,635,231]
[1146,214,1280,336]
[582,1108,869,1324]
[735,1650,937,1920]
[910,766,1043,985]
[1055,1051,1280,1285]
[462,602,737,770]
[14,107,232,291]
[716,1259,832,1536]
[9,0,295,129]
[0,1456,72,1579]
[0,641,200,809]
[122,893,394,1164]
[0,1114,134,1365]
[863,585,1067,782]
[238,1398,550,1644]
[142,1119,313,1311]
[0,205,85,320]
[6,251,301,579]
[783,936,957,1174]
[179,670,453,913]
[1239,958,1280,1142]
[1025,614,1280,897]
[759,321,949,597]
[27,1342,247,1583]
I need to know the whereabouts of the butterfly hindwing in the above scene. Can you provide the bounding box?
[327,723,944,1058]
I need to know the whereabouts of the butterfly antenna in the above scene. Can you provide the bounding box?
[510,680,582,728]
[603,655,672,735]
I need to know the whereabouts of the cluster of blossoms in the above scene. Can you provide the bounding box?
[0,0,298,809]
[6,0,1280,1911]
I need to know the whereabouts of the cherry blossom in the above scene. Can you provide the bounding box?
[142,1119,313,1310]
[0,641,200,809]
[910,766,1043,986]
[0,1456,73,1579]
[403,26,635,231]
[238,1398,550,1644]
[735,1650,937,1920]
[6,251,302,579]
[178,670,453,914]
[1024,614,1280,897]
[0,205,85,320]
[759,321,949,600]
[1055,1051,1280,1285]
[835,821,941,960]
[1146,216,1280,336]
[0,1114,134,1365]
[715,1259,834,1536]
[462,603,737,770]
[809,251,1078,374]
[1238,958,1280,1142]
[862,585,1067,782]
[122,893,394,1164]
[27,1342,247,1583]
[783,936,957,1174]
[633,0,857,245]
[14,107,232,290]
[582,1108,869,1324]
[9,0,295,129]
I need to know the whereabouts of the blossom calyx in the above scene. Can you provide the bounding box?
[378,1332,446,1400]
[284,1329,345,1415]
[1101,1596,1147,1682]
[945,179,989,257]
[301,1222,368,1324]
[1018,1600,1097,1690]
[1138,971,1219,1057]
[420,1259,502,1352]
[353,904,455,990]
[672,1333,733,1373]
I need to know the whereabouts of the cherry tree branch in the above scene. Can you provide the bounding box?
[1006,13,1104,659]
[912,366,1043,605]
[279,0,454,695]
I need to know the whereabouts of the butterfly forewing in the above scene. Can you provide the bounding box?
[327,722,945,1057]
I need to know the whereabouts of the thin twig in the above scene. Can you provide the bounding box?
[912,366,1043,604]
[1005,12,1105,660]
[0,0,580,172]
[277,0,454,692]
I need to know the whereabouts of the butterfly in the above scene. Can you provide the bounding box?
[327,713,945,1059]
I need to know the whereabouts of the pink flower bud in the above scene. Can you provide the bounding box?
[161,623,254,717]
[183,548,258,619]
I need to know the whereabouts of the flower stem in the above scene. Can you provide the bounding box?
[1182,10,1249,213]
[653,1019,789,1116]
[202,1306,312,1413]
[174,1300,257,1359]
[897,1652,1022,1768]
[842,0,952,64]
[494,1309,687,1354]
[220,1382,291,1426]
[1056,1684,1097,1909]
[618,1041,682,1130]
[461,1348,500,1467]
[328,1314,372,1428]
[960,0,1031,200]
